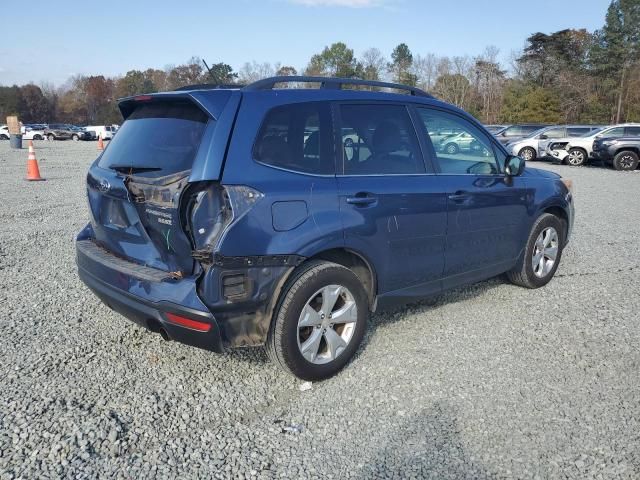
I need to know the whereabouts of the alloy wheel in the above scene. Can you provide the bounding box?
[568,150,585,166]
[532,227,559,278]
[297,284,358,365]
[619,154,634,169]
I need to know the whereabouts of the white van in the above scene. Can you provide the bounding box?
[85,125,117,140]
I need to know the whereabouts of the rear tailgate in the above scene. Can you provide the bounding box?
[85,90,240,275]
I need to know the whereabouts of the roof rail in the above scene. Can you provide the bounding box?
[243,76,432,97]
[173,83,244,92]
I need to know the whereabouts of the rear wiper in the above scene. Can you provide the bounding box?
[110,165,162,175]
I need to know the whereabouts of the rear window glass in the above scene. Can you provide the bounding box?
[253,102,333,175]
[98,102,208,176]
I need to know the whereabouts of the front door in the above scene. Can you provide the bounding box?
[336,102,448,303]
[416,107,530,289]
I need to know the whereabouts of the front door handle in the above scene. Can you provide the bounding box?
[346,193,377,206]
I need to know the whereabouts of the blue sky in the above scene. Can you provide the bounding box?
[1,0,611,86]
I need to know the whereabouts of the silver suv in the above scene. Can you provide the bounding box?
[546,124,640,166]
[507,125,603,161]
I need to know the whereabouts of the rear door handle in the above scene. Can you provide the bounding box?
[448,191,471,202]
[346,193,377,206]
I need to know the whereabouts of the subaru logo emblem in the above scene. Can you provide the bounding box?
[98,179,110,192]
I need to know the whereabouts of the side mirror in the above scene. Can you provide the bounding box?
[539,134,548,140]
[505,155,525,176]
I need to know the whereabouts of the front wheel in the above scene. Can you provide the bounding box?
[266,261,369,380]
[47,134,55,141]
[33,134,42,140]
[72,134,79,141]
[612,151,639,171]
[519,146,537,161]
[507,213,564,289]
[444,143,459,155]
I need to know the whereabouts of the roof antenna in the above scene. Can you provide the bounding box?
[202,59,215,83]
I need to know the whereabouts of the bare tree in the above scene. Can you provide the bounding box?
[238,61,280,84]
[412,53,438,91]
[473,46,506,123]
[361,48,387,81]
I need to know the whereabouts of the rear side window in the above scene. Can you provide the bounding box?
[626,126,640,136]
[339,104,424,175]
[98,101,208,176]
[567,127,590,136]
[253,102,333,175]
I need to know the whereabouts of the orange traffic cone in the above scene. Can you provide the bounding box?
[97,134,104,150]
[25,140,45,181]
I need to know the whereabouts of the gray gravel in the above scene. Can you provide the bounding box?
[1,141,639,479]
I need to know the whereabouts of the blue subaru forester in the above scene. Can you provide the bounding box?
[76,76,574,380]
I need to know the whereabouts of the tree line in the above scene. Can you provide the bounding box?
[1,0,637,127]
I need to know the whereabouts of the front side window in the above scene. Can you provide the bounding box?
[600,127,625,138]
[502,126,523,137]
[543,128,565,138]
[339,104,424,175]
[254,102,333,175]
[417,108,499,175]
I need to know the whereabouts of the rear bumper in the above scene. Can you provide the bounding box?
[79,267,224,352]
[76,238,224,353]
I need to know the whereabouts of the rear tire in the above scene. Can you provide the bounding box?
[47,134,55,141]
[33,134,42,140]
[72,134,79,141]
[266,260,369,381]
[565,148,587,166]
[612,150,639,171]
[507,213,564,289]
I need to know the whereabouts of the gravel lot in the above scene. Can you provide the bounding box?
[1,141,639,479]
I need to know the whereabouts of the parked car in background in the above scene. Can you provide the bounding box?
[547,124,640,166]
[70,126,95,141]
[485,124,508,134]
[85,125,116,140]
[592,136,640,171]
[44,124,72,141]
[44,124,92,141]
[22,125,46,140]
[75,76,574,380]
[506,125,604,161]
[0,124,46,140]
[494,124,551,145]
[436,131,490,156]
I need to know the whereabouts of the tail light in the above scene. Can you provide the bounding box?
[188,184,263,263]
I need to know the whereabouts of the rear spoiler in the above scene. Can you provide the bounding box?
[117,90,236,121]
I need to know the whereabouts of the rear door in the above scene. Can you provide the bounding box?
[86,93,236,275]
[336,102,447,301]
[415,107,530,288]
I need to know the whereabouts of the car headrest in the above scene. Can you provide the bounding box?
[258,136,292,165]
[373,121,403,153]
